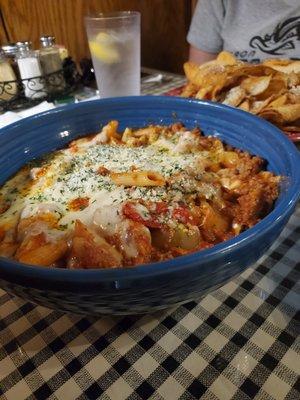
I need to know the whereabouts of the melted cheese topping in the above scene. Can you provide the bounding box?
[0,128,212,233]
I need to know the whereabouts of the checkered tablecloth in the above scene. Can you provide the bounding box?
[0,74,299,400]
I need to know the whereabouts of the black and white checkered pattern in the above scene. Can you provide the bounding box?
[0,76,299,400]
[141,71,186,96]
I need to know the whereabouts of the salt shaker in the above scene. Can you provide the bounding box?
[16,41,46,99]
[39,36,65,92]
[0,49,17,101]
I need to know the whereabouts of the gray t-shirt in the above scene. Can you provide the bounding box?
[187,0,300,62]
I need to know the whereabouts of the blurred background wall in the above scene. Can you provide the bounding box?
[0,0,198,73]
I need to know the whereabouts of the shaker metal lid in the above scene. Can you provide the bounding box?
[1,43,18,56]
[16,41,32,52]
[40,36,56,47]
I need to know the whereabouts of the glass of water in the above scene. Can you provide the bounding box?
[85,11,140,98]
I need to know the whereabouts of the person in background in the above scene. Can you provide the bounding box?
[187,0,300,64]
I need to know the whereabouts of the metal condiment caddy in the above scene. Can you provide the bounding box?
[0,38,81,112]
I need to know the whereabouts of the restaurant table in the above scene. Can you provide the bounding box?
[0,72,299,400]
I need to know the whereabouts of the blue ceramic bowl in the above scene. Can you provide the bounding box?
[0,96,299,315]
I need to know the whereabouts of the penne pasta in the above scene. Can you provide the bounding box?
[111,171,166,187]
[16,237,68,267]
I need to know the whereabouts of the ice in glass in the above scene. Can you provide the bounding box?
[85,12,140,98]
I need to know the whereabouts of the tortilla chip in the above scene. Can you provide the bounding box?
[205,71,229,89]
[287,72,300,88]
[268,94,288,108]
[263,59,292,66]
[183,61,228,88]
[239,99,250,112]
[287,90,300,104]
[235,64,275,77]
[183,62,201,85]
[258,109,284,125]
[222,86,246,107]
[256,77,287,100]
[259,104,300,125]
[274,104,300,122]
[241,75,272,96]
[250,96,275,114]
[181,82,198,97]
[263,59,300,74]
[216,51,239,66]
[182,53,300,133]
[195,86,214,100]
[210,71,246,100]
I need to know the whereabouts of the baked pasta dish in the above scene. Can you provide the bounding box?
[0,121,280,269]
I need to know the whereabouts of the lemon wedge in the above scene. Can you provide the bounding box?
[96,32,114,43]
[88,40,120,64]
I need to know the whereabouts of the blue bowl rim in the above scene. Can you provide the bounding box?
[0,96,299,286]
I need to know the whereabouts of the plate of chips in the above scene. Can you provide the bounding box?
[179,52,300,142]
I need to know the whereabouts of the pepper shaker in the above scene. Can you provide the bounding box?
[39,35,65,92]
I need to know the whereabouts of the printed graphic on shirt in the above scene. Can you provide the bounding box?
[233,50,259,64]
[249,16,300,57]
